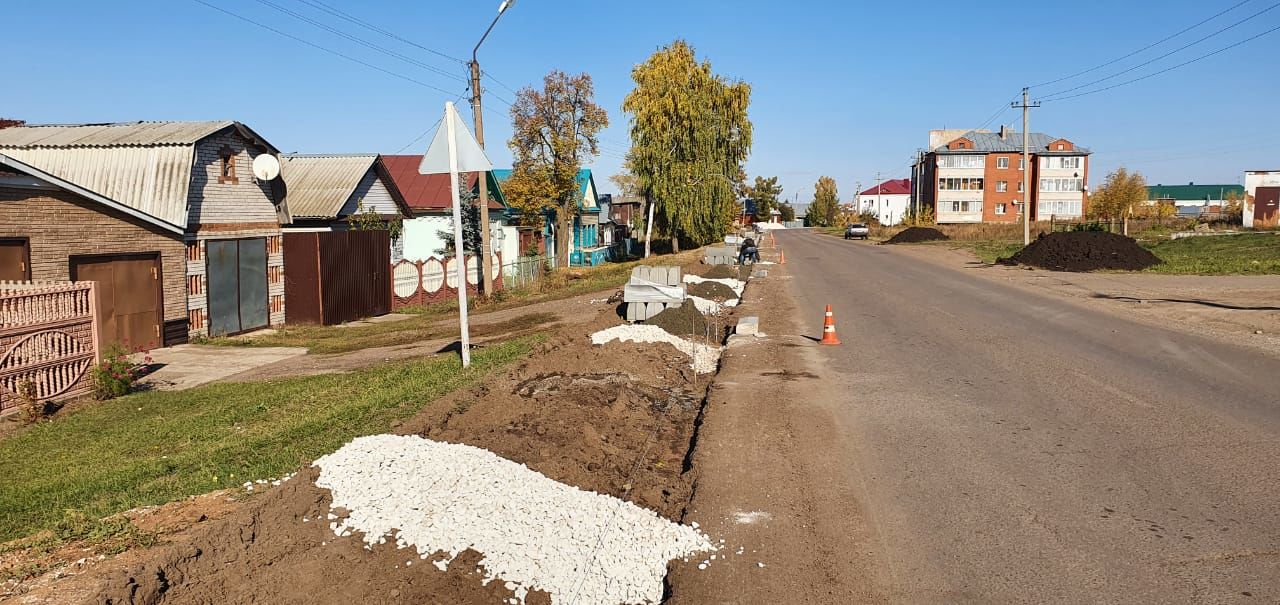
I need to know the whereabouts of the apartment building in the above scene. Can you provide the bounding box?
[914,127,1091,223]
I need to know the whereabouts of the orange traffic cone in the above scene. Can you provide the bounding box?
[779,248,786,264]
[819,304,841,345]
[769,231,776,246]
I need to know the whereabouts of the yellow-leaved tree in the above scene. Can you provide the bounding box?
[1088,167,1148,220]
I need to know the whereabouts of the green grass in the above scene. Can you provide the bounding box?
[210,252,696,354]
[1143,233,1280,275]
[963,240,1025,264]
[0,336,537,543]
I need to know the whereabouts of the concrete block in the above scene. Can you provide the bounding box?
[647,302,665,317]
[736,316,760,336]
[752,269,768,278]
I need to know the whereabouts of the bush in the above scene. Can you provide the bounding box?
[90,344,150,400]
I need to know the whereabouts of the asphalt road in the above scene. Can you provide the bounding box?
[777,229,1280,603]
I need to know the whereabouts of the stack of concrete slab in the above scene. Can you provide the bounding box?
[703,246,739,265]
[623,266,686,322]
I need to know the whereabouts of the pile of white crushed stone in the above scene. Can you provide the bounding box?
[314,435,715,605]
[682,275,745,297]
[687,295,739,315]
[590,324,722,374]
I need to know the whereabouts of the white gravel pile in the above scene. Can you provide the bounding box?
[315,435,715,605]
[590,324,722,374]
[687,295,739,315]
[683,275,745,297]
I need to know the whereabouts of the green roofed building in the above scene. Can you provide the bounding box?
[1147,183,1244,205]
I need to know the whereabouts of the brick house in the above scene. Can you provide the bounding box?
[0,121,288,346]
[914,126,1091,224]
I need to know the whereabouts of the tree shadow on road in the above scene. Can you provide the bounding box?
[1093,294,1280,311]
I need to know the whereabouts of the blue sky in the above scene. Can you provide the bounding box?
[4,0,1278,201]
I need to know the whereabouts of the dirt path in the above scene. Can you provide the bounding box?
[666,247,887,603]
[221,289,617,383]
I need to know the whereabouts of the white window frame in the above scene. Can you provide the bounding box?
[997,157,1009,169]
[995,203,1007,215]
[997,181,1008,192]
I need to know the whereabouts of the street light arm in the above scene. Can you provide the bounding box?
[472,13,502,63]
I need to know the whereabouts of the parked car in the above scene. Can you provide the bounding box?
[844,223,870,240]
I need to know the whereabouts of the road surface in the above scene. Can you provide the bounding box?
[777,229,1280,603]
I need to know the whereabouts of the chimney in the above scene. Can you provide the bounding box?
[999,125,1010,140]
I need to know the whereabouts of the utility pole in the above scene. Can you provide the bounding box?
[469,0,516,297]
[1012,87,1040,246]
[875,171,883,224]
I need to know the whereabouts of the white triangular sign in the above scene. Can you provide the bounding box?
[418,103,493,175]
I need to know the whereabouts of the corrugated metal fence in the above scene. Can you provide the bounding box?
[283,231,391,326]
[0,281,100,414]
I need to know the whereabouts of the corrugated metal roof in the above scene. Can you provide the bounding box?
[1147,183,1244,201]
[0,121,281,229]
[857,179,911,196]
[0,146,195,227]
[933,131,1092,155]
[383,155,504,211]
[280,154,378,219]
[0,121,236,148]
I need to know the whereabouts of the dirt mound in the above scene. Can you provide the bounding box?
[687,281,738,301]
[84,309,710,605]
[647,301,710,338]
[884,226,950,244]
[702,265,739,279]
[999,231,1162,272]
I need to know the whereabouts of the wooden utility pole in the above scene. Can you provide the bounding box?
[468,61,495,296]
[1012,87,1041,246]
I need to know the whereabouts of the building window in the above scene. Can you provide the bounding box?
[1056,144,1065,150]
[1019,158,1025,170]
[218,148,239,185]
[1039,178,1084,192]
[997,181,1008,192]
[997,157,1009,169]
[942,201,981,213]
[939,177,984,191]
[1040,156,1083,170]
[996,203,1007,215]
[1018,181,1024,192]
[938,155,985,169]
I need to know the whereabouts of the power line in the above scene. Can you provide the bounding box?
[291,0,466,64]
[252,0,466,83]
[190,0,460,97]
[1039,1,1280,99]
[394,92,469,153]
[483,72,521,96]
[1042,21,1280,102]
[1029,0,1255,88]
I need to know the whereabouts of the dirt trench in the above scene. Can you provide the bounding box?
[80,304,726,604]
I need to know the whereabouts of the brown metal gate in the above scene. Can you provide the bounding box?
[70,254,163,351]
[284,230,390,325]
[1255,187,1279,228]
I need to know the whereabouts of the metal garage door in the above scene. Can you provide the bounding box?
[207,238,268,337]
[70,254,163,351]
[0,239,30,281]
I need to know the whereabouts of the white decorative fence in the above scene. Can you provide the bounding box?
[0,281,100,414]
[390,253,502,311]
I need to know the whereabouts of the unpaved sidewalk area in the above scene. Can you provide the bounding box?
[666,254,887,603]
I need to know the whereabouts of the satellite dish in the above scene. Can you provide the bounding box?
[252,154,281,181]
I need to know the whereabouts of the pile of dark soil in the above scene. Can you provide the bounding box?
[687,281,738,301]
[647,300,710,338]
[702,265,739,279]
[998,231,1162,272]
[884,226,950,244]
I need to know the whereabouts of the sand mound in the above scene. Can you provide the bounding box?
[884,227,950,244]
[687,281,738,301]
[999,231,1162,272]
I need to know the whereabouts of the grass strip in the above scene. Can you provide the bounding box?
[0,336,537,542]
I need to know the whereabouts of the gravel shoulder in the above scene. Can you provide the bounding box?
[666,248,887,603]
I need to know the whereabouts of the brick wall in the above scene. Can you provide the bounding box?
[0,186,186,323]
[183,129,286,337]
[983,154,1022,223]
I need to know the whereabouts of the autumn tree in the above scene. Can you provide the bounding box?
[0,118,25,129]
[505,71,608,267]
[745,176,782,223]
[778,203,796,222]
[1088,167,1148,220]
[808,176,840,227]
[609,157,641,198]
[623,39,753,251]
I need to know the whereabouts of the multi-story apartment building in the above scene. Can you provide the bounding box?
[914,127,1091,224]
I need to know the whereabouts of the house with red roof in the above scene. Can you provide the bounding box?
[854,178,912,225]
[381,155,516,266]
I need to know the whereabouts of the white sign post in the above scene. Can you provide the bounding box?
[419,102,494,368]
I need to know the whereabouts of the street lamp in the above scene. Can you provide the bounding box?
[469,0,515,297]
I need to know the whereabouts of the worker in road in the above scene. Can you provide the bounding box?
[738,237,759,265]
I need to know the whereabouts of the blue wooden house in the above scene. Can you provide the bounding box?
[492,168,607,266]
